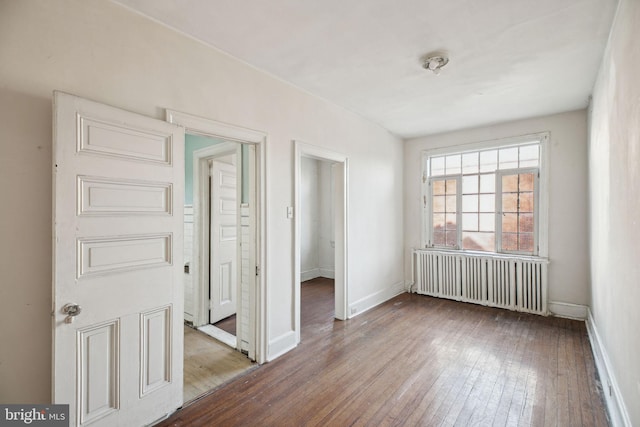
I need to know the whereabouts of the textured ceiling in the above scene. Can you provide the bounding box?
[113,0,618,138]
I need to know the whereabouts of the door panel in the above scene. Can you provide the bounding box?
[209,155,238,324]
[140,305,172,396]
[78,320,119,425]
[77,234,172,277]
[78,176,172,215]
[53,92,184,427]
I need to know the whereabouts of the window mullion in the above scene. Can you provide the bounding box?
[534,171,540,255]
[423,178,433,247]
[456,175,462,250]
[495,171,502,253]
[422,152,430,248]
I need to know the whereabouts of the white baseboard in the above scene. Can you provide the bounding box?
[586,309,632,427]
[319,268,334,279]
[348,281,405,318]
[301,268,335,281]
[301,268,320,282]
[267,330,297,362]
[548,301,588,319]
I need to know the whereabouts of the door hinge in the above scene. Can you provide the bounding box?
[255,266,260,277]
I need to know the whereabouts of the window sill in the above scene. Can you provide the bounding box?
[419,247,549,263]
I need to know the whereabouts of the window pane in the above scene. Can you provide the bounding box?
[502,193,518,212]
[479,150,497,172]
[519,213,534,233]
[519,233,534,252]
[479,174,495,193]
[519,145,539,167]
[462,175,478,194]
[479,213,495,232]
[431,176,458,248]
[502,233,518,251]
[462,213,478,231]
[519,173,535,191]
[520,159,538,168]
[479,194,495,212]
[433,213,445,229]
[445,230,457,247]
[445,179,457,193]
[462,152,478,174]
[463,232,495,251]
[432,179,445,195]
[433,230,445,245]
[520,192,534,212]
[462,195,478,212]
[445,213,457,230]
[431,156,445,176]
[503,213,518,232]
[502,174,518,192]
[432,196,446,213]
[445,195,457,211]
[446,154,461,175]
[499,171,536,254]
[499,147,518,170]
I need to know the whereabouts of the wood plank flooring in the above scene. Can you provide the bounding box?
[214,314,237,335]
[167,278,608,426]
[183,326,255,403]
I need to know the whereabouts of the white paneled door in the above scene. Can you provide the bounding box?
[52,92,184,427]
[209,154,238,324]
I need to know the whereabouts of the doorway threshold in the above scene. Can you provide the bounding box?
[198,324,237,349]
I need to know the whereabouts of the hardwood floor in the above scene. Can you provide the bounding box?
[214,314,237,336]
[183,326,255,403]
[166,279,608,426]
[301,277,335,339]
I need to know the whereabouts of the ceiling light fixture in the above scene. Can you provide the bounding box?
[422,52,449,75]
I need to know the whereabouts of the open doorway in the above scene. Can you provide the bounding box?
[182,134,253,402]
[294,141,348,345]
[168,110,267,404]
[300,157,336,339]
[184,137,242,345]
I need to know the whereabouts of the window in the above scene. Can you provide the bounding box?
[423,135,547,256]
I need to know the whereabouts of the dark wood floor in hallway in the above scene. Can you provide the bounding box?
[160,278,608,426]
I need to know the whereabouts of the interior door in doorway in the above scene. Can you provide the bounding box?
[209,154,238,324]
[52,92,184,427]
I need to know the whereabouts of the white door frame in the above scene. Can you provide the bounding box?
[294,140,348,344]
[192,143,240,328]
[167,110,267,364]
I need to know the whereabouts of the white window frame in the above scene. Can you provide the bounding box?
[495,167,540,255]
[421,132,549,258]
[427,174,462,249]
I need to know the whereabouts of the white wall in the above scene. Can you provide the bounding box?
[301,157,335,281]
[300,157,321,278]
[404,110,591,310]
[0,0,403,403]
[317,161,335,276]
[588,0,640,424]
